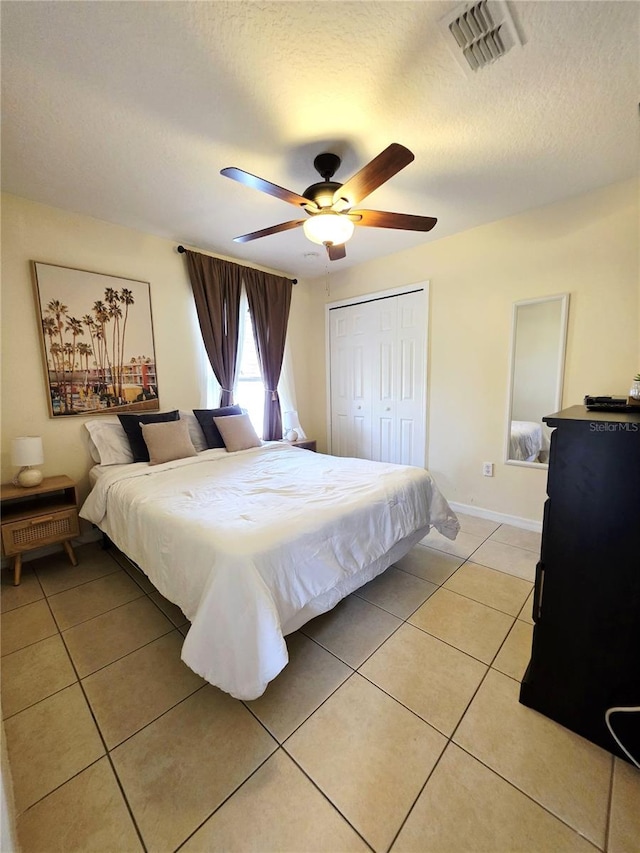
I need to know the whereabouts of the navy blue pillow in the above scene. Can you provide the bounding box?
[193,406,242,449]
[118,410,180,462]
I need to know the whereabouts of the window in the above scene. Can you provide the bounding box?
[199,287,298,440]
[234,298,264,437]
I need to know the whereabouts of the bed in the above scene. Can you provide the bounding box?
[509,420,550,463]
[80,442,459,699]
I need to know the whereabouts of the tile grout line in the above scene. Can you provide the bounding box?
[133,531,597,851]
[176,673,373,852]
[246,642,443,853]
[453,740,610,851]
[420,531,539,581]
[43,591,150,853]
[104,538,607,852]
[8,549,204,852]
[384,555,505,851]
[385,740,449,852]
[603,755,616,853]
[442,519,606,848]
[275,551,507,851]
[421,579,532,620]
[294,554,517,742]
[70,624,180,681]
[442,616,610,851]
[6,536,610,852]
[280,716,377,853]
[2,673,77,723]
[50,589,148,631]
[91,678,208,755]
[382,540,604,851]
[286,563,462,744]
[38,565,122,595]
[0,628,60,659]
[3,582,149,851]
[171,747,280,853]
[404,531,613,850]
[386,659,587,851]
[0,570,47,615]
[242,662,354,745]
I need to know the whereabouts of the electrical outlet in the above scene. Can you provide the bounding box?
[482,462,494,477]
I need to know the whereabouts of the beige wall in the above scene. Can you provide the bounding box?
[302,180,639,522]
[0,194,312,513]
[2,181,637,528]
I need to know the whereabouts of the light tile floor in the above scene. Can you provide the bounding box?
[2,516,638,853]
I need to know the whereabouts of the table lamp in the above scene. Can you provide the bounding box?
[282,411,301,443]
[12,436,44,487]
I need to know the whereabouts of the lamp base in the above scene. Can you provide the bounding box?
[284,429,299,443]
[17,467,43,488]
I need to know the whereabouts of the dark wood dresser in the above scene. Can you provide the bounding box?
[519,405,640,763]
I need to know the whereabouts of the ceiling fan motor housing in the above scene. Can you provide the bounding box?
[302,180,342,210]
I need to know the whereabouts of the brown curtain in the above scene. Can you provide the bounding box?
[184,251,242,406]
[243,268,292,441]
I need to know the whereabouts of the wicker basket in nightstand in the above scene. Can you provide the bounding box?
[1,475,79,585]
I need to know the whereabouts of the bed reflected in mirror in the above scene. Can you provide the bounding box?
[505,294,569,468]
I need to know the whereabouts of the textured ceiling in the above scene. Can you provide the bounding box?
[1,1,638,277]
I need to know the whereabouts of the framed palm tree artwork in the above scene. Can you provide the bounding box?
[32,261,160,417]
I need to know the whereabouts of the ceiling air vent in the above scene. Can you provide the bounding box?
[439,0,523,73]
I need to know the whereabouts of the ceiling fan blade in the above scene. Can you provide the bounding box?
[233,220,305,243]
[221,167,318,210]
[350,209,437,232]
[332,143,415,208]
[327,243,346,261]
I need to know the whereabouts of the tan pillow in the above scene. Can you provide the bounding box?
[140,418,198,466]
[213,413,262,452]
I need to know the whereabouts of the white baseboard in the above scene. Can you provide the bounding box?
[449,501,543,533]
[1,528,102,570]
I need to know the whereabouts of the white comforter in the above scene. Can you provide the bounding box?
[81,443,459,699]
[510,420,544,462]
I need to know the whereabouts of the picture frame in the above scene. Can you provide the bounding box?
[32,261,160,418]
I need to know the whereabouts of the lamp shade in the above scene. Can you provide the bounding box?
[282,411,301,431]
[12,436,44,467]
[303,212,355,247]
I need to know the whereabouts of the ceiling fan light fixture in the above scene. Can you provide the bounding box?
[303,212,355,247]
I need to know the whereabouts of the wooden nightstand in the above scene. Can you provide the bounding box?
[289,439,316,452]
[1,476,79,586]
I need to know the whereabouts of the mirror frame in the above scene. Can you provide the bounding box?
[504,293,570,469]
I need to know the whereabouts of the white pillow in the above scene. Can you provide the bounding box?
[84,419,134,465]
[178,410,208,453]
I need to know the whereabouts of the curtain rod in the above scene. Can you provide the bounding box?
[176,245,297,284]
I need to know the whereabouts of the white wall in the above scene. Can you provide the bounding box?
[0,194,313,514]
[301,180,639,522]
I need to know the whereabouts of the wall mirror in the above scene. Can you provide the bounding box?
[505,294,569,468]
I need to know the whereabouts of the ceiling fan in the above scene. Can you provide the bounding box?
[221,143,437,261]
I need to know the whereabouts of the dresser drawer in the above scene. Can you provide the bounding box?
[1,508,79,555]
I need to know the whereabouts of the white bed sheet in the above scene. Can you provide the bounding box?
[510,420,545,462]
[81,443,459,699]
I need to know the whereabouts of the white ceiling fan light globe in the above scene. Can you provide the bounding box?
[303,212,355,246]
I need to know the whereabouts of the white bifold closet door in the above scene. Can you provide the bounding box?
[329,287,426,467]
